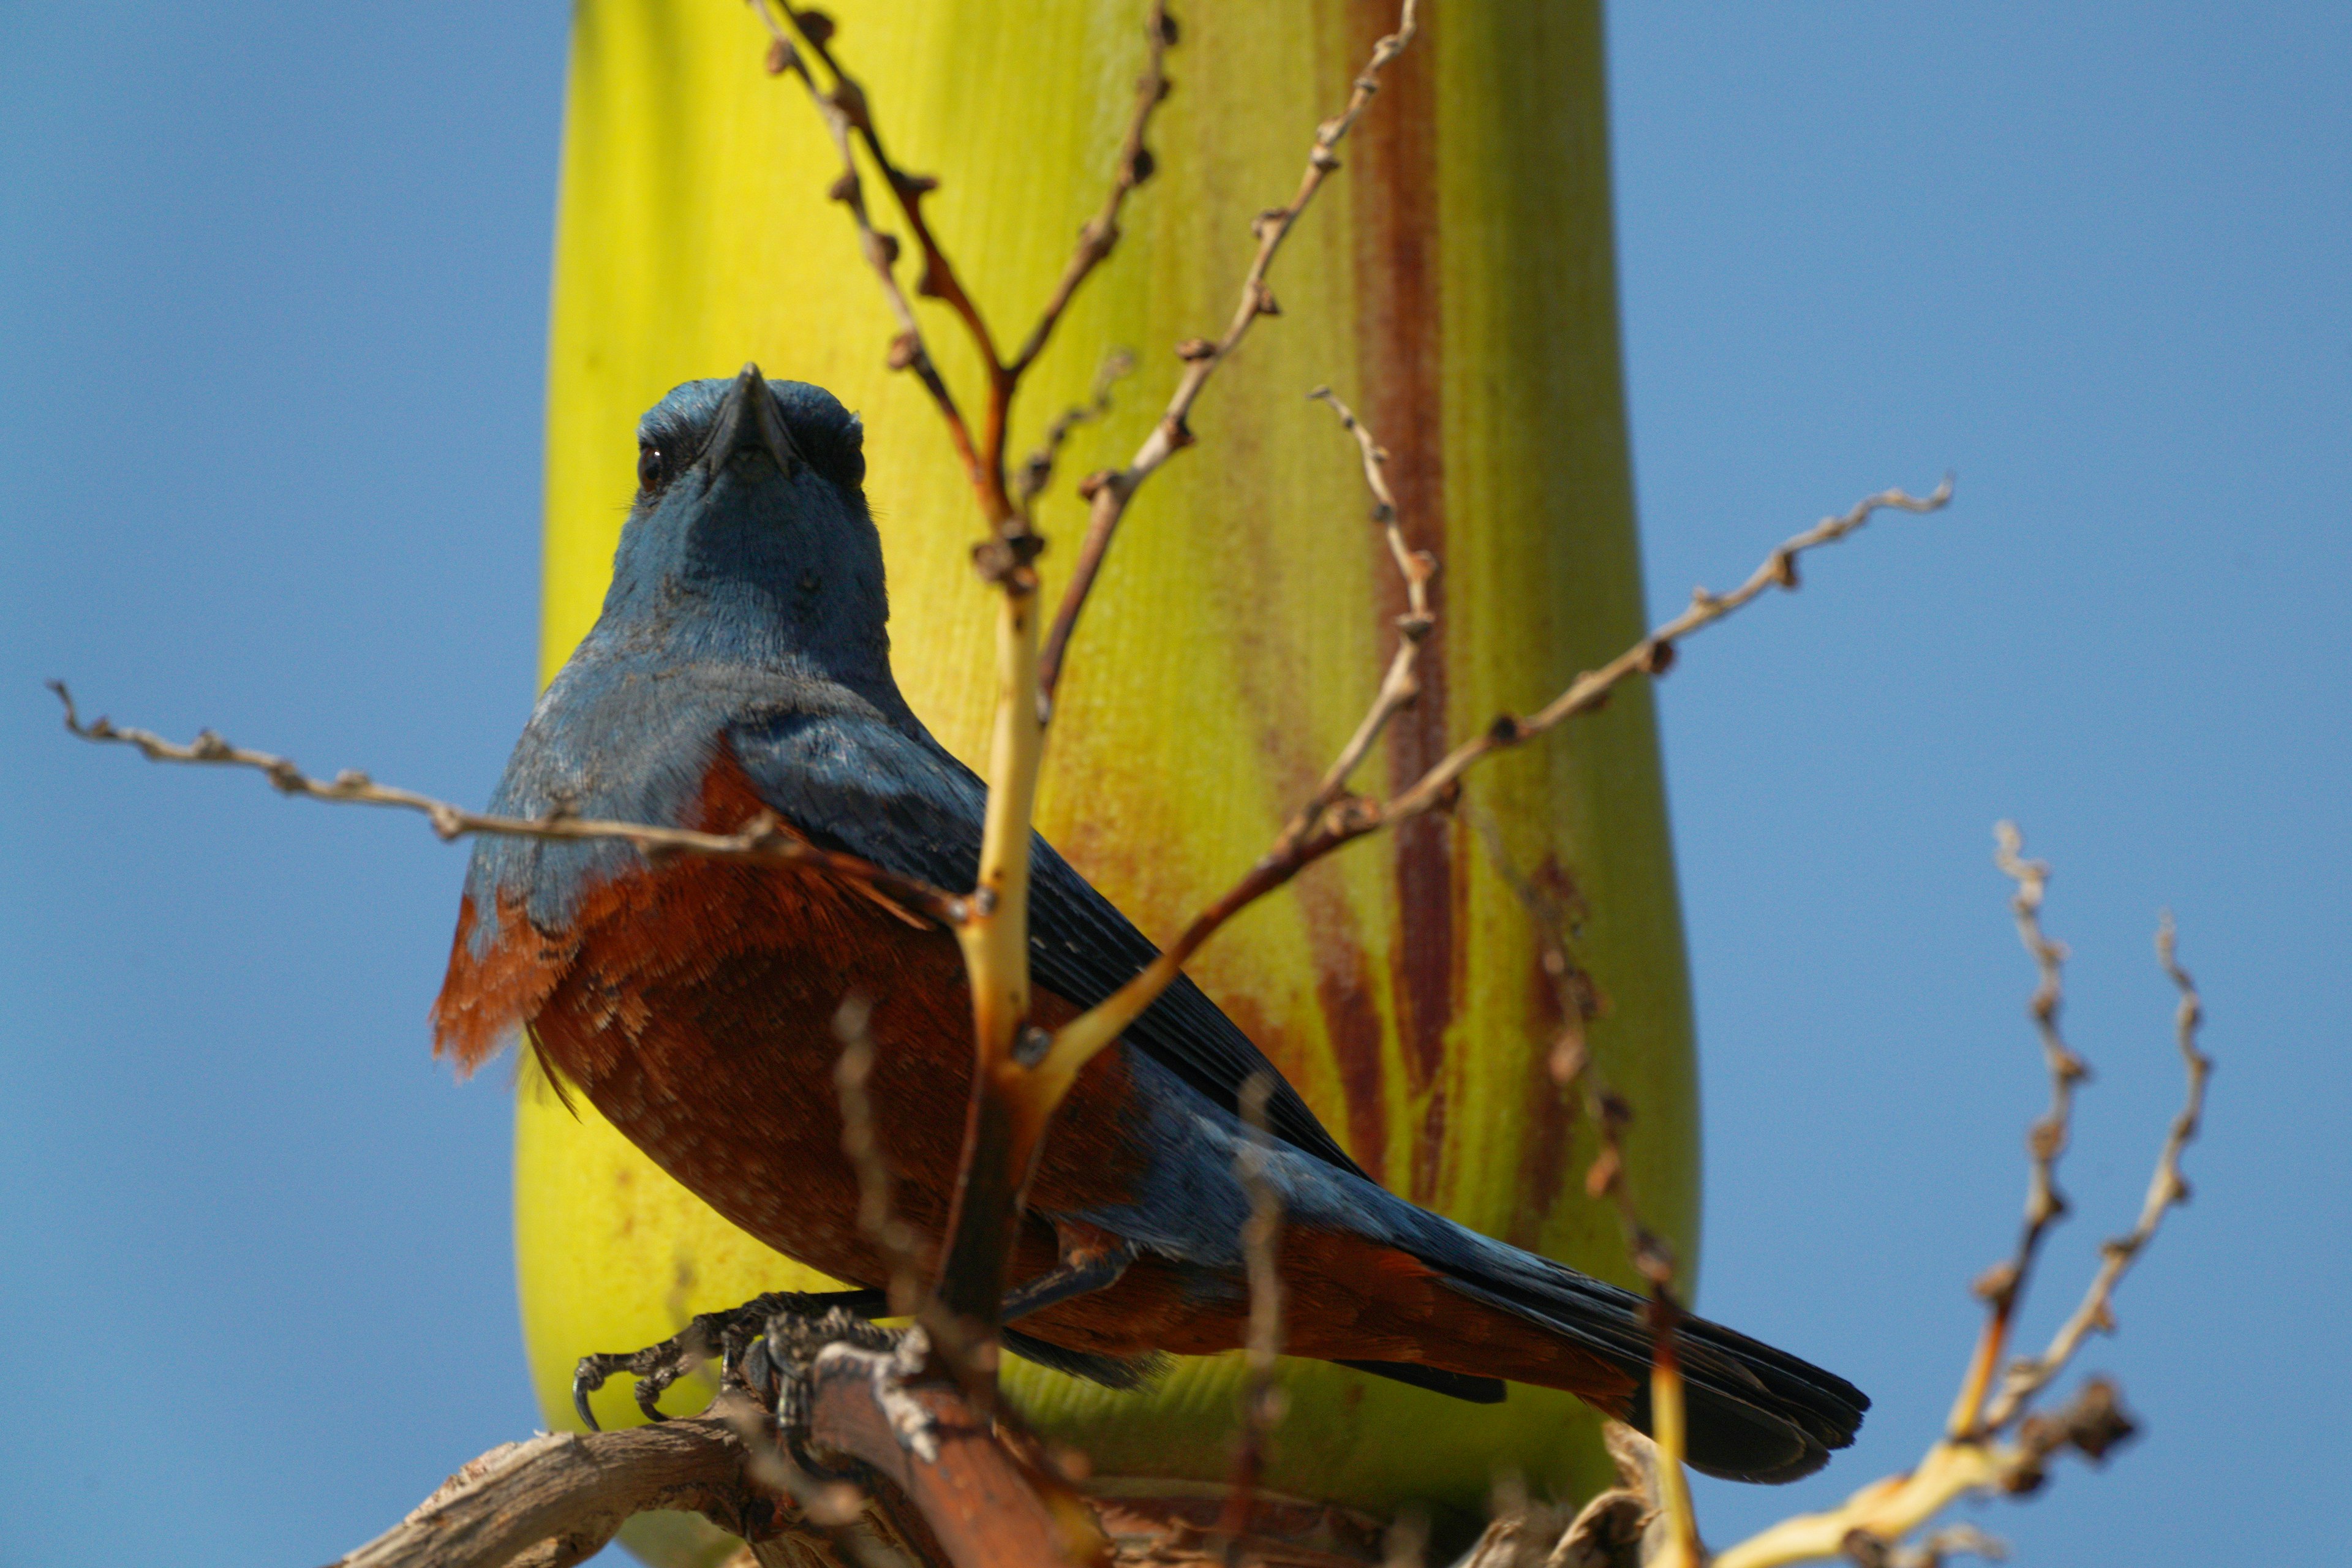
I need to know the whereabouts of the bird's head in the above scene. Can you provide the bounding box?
[600,364,892,689]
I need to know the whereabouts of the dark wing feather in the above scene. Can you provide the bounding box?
[729,710,1367,1178]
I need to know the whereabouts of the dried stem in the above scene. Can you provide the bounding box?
[1006,4,1174,382]
[1280,386,1437,839]
[1979,910,2209,1428]
[1016,348,1136,518]
[1038,0,1425,699]
[47,682,963,926]
[933,556,1047,1373]
[1950,823,2086,1436]
[758,0,1011,516]
[833,998,937,1321]
[757,0,1170,521]
[1708,863,2203,1568]
[1481,809,1696,1565]
[750,4,979,492]
[1217,1074,1289,1556]
[1645,1294,1704,1568]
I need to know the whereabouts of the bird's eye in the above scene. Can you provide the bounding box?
[636,441,665,493]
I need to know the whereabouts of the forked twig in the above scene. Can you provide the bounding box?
[1950,823,2086,1435]
[1707,853,2206,1568]
[1980,908,2209,1428]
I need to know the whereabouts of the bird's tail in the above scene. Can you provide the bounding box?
[1404,1231,1869,1483]
[1289,1187,1869,1484]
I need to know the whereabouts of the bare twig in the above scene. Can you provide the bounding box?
[1644,1293,1704,1568]
[833,998,937,1321]
[1950,823,2086,1436]
[1031,480,1952,1099]
[1705,863,2201,1568]
[1480,812,1694,1565]
[1273,386,1438,839]
[1979,910,2209,1428]
[1217,1074,1289,1556]
[756,1,1170,521]
[1006,4,1174,382]
[758,0,1012,515]
[748,6,980,491]
[47,682,964,926]
[1039,0,1425,698]
[1016,349,1136,516]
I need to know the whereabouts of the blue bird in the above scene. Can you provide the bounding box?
[433,364,1866,1482]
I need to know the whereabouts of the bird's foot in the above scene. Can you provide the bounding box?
[571,1287,888,1430]
[747,1307,936,1469]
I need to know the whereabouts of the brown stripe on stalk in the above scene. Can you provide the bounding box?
[1348,0,1455,1200]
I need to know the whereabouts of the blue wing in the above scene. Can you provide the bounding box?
[728,707,1368,1180]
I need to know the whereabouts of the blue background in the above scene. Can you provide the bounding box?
[3,3,2343,1563]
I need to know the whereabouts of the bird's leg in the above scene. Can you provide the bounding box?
[1001,1238,1139,1322]
[573,1238,1142,1431]
[571,1287,889,1430]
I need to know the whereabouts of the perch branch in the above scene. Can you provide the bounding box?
[328,1399,807,1568]
[1038,0,1425,700]
[47,682,963,926]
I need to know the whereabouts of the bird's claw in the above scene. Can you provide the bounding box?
[570,1288,886,1431]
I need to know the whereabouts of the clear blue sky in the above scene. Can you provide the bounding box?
[3,4,2344,1564]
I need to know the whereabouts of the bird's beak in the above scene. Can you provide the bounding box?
[698,363,801,480]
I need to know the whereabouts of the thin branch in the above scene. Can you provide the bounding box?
[1645,1293,1704,1568]
[1032,480,1952,1096]
[1006,4,1175,382]
[1015,347,1136,517]
[1217,1074,1289,1557]
[762,0,1174,520]
[1950,823,2087,1436]
[1708,869,2201,1568]
[1979,911,2209,1428]
[833,998,938,1321]
[1381,478,1954,822]
[1276,386,1437,842]
[764,1,1009,502]
[1711,1379,2135,1568]
[748,6,981,491]
[47,682,965,925]
[1038,0,1425,700]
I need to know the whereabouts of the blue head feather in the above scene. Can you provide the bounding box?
[463,368,914,941]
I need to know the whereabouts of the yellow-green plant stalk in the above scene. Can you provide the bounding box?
[520,0,1695,1552]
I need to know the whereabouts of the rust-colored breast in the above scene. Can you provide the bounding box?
[432,746,1148,1295]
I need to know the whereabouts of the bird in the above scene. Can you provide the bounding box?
[432,364,1867,1484]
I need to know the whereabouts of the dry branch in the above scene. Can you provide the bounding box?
[1700,843,2203,1568]
[327,1396,812,1568]
[1218,1074,1291,1553]
[751,4,978,490]
[1038,0,1425,699]
[46,682,963,926]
